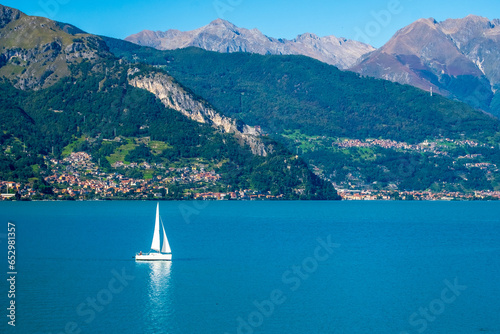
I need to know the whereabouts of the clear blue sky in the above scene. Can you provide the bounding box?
[3,0,500,47]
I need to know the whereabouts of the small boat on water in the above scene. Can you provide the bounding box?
[136,203,172,261]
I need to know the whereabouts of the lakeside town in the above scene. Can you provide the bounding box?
[1,149,499,201]
[0,152,285,201]
[337,189,500,201]
[333,138,487,154]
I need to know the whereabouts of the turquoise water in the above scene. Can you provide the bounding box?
[1,201,499,334]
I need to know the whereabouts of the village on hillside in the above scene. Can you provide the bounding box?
[0,152,284,201]
[2,148,500,201]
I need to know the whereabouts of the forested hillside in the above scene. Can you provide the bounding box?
[0,60,338,199]
[104,38,500,194]
[104,38,500,144]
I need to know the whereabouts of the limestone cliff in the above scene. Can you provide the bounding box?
[128,70,268,156]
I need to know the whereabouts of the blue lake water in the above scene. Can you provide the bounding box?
[1,200,500,334]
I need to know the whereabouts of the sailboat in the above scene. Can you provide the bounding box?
[136,203,172,261]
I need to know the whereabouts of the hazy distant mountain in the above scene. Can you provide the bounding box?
[125,19,375,69]
[351,15,500,116]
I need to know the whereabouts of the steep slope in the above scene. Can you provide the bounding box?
[127,68,267,156]
[0,5,110,90]
[0,3,22,28]
[0,4,263,156]
[125,19,374,69]
[351,16,500,116]
[440,15,500,91]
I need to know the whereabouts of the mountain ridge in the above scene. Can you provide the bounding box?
[126,14,500,116]
[0,3,23,28]
[351,14,500,116]
[0,4,111,90]
[0,4,266,155]
[125,18,375,69]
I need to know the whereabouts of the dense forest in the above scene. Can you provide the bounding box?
[103,37,500,144]
[0,59,339,199]
[302,144,499,192]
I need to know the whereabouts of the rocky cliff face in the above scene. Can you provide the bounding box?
[440,15,500,92]
[351,15,500,116]
[125,19,374,69]
[128,69,268,156]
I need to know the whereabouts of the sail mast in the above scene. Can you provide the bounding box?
[150,203,161,252]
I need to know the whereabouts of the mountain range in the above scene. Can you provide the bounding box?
[2,3,500,197]
[125,18,375,70]
[126,15,500,118]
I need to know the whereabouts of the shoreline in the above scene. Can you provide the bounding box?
[1,197,499,202]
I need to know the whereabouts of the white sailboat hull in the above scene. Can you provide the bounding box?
[135,252,172,261]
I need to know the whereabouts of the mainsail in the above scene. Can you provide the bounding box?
[150,203,161,252]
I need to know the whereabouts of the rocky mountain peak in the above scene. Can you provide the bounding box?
[0,4,24,29]
[381,17,446,57]
[401,17,438,33]
[351,14,500,117]
[464,14,491,22]
[201,18,246,36]
[0,11,111,90]
[417,17,437,25]
[208,18,236,28]
[294,32,320,42]
[440,15,494,37]
[125,20,374,69]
